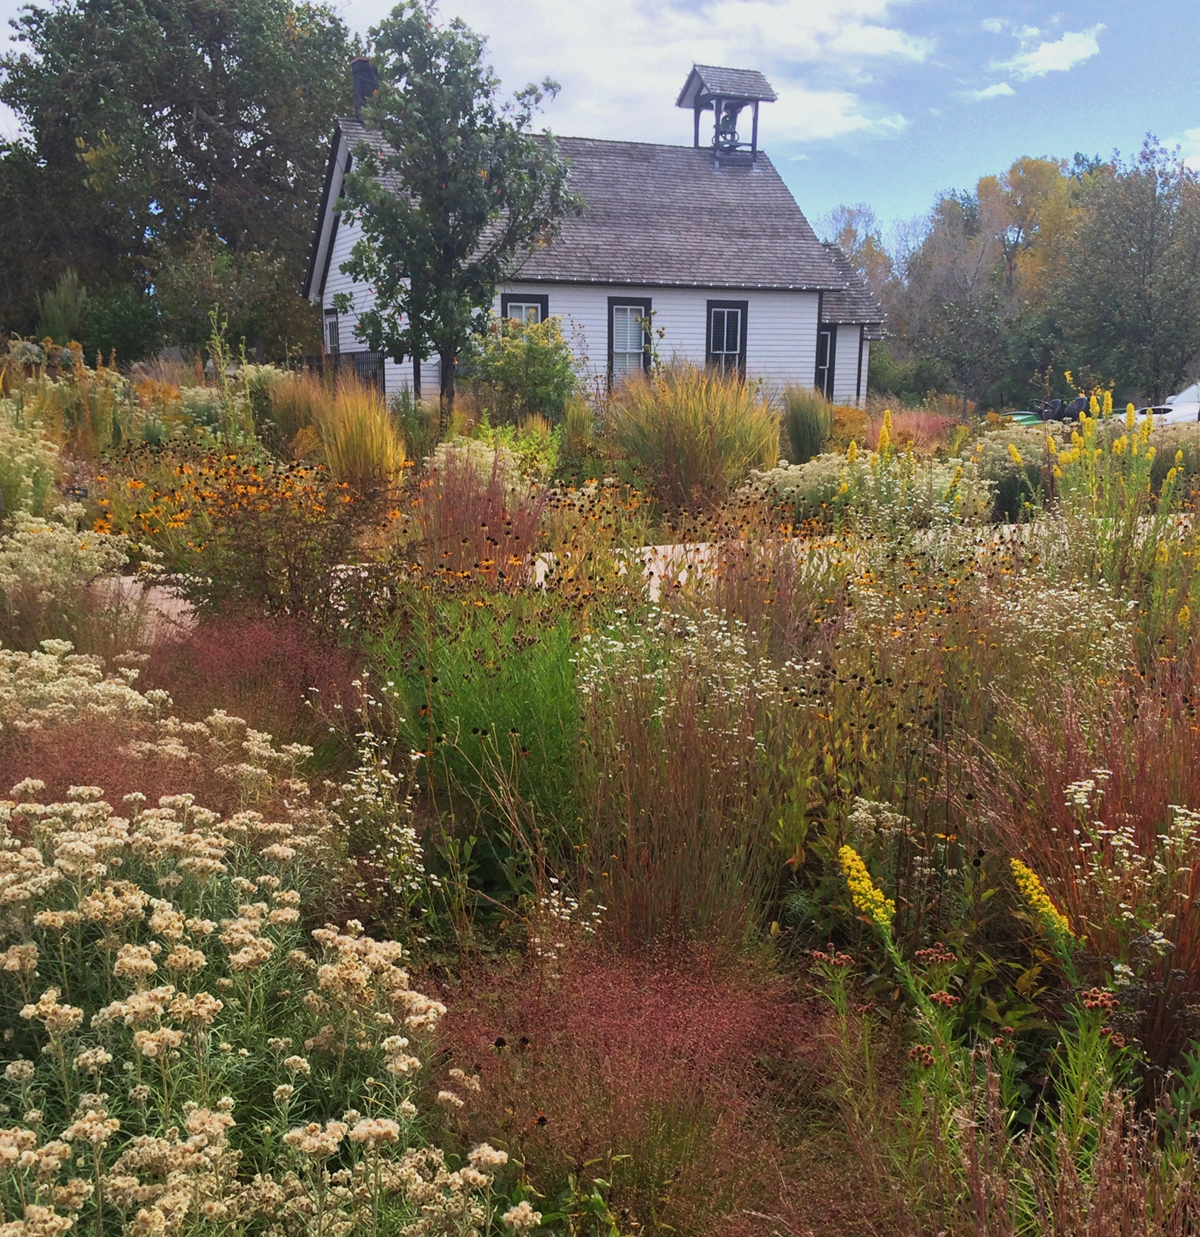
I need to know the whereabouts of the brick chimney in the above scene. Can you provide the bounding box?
[352,57,379,118]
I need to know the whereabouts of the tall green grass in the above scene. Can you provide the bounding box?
[608,364,779,506]
[781,384,833,464]
[374,595,581,893]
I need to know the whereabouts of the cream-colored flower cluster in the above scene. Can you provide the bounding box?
[0,765,484,1237]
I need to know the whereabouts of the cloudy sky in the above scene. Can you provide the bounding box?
[2,0,1198,235]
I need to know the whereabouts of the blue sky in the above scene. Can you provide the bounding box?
[2,0,1198,239]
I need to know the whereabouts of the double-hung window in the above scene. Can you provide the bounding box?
[608,297,651,384]
[500,293,549,325]
[707,300,747,376]
[324,308,340,354]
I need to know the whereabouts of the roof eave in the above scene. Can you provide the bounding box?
[300,122,345,302]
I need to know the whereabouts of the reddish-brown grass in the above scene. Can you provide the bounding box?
[433,946,817,1236]
[977,663,1200,1072]
[141,612,359,745]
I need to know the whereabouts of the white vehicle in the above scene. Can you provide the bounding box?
[1138,402,1200,425]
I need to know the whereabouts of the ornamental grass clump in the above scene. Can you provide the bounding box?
[315,377,407,493]
[781,384,832,465]
[608,364,779,508]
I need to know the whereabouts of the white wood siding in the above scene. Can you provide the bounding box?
[832,324,864,407]
[495,283,819,391]
[860,340,870,403]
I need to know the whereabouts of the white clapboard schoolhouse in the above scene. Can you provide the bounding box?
[303,62,883,403]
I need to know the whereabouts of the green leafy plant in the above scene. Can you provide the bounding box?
[463,314,578,423]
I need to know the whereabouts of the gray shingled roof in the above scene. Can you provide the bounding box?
[676,65,778,107]
[321,119,850,293]
[821,242,884,337]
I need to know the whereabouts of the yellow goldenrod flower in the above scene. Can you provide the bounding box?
[1125,403,1136,430]
[1052,465,1063,479]
[943,463,963,501]
[1007,442,1024,468]
[1010,859,1071,939]
[839,845,895,932]
[878,409,892,456]
[1046,435,1057,456]
[1089,393,1100,416]
[1064,369,1073,387]
[1157,541,1170,565]
[1180,605,1191,627]
[1176,449,1185,467]
[1102,389,1113,417]
[847,439,859,463]
[1113,435,1128,456]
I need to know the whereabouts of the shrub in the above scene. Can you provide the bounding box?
[462,314,578,423]
[608,364,779,507]
[781,384,832,464]
[106,449,376,627]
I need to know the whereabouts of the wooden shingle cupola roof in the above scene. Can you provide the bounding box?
[676,64,777,164]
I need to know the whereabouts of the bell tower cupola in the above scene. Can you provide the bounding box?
[676,65,777,166]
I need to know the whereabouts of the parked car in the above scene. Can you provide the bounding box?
[1136,403,1200,426]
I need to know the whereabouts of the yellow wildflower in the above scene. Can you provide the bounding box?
[1064,369,1073,387]
[1089,393,1099,416]
[1010,859,1071,939]
[1007,442,1024,468]
[1179,605,1191,627]
[878,409,893,456]
[1125,403,1136,430]
[1046,435,1057,456]
[1176,449,1184,467]
[1113,435,1128,456]
[1102,389,1113,417]
[847,439,859,464]
[839,846,895,931]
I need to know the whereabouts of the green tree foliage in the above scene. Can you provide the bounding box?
[0,0,355,353]
[336,0,580,415]
[1057,140,1200,403]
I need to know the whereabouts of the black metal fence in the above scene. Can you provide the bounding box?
[286,350,386,394]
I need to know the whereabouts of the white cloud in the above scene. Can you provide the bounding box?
[992,24,1104,79]
[1181,127,1200,172]
[962,81,1015,102]
[980,18,1003,33]
[343,0,929,146]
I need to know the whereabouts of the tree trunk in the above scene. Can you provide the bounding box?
[438,346,456,437]
[412,356,421,402]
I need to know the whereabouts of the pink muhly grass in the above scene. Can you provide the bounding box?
[436,947,811,1235]
[865,410,958,452]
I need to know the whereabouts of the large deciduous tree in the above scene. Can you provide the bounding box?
[1057,139,1200,403]
[336,0,579,414]
[0,0,355,353]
